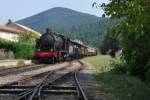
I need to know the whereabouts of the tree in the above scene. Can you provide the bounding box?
[101,0,150,76]
[102,14,106,18]
[18,32,38,43]
[100,29,120,57]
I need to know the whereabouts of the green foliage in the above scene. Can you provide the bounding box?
[14,42,35,59]
[0,40,16,51]
[109,57,128,74]
[85,55,150,100]
[18,32,38,42]
[17,7,99,32]
[0,33,36,59]
[100,29,120,57]
[103,0,150,77]
[59,18,120,51]
[84,55,112,73]
[94,72,150,100]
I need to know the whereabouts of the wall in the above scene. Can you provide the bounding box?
[0,31,18,41]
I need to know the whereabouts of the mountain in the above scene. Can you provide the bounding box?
[17,7,120,50]
[17,7,100,33]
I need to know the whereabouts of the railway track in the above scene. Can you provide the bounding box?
[0,61,88,100]
[0,62,70,86]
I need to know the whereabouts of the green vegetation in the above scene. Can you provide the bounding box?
[103,0,150,77]
[0,33,36,59]
[84,55,111,72]
[84,55,150,100]
[100,29,120,57]
[17,7,99,32]
[60,18,120,50]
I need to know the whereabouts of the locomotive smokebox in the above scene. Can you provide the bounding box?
[39,28,63,51]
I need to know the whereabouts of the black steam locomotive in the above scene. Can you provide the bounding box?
[33,28,96,64]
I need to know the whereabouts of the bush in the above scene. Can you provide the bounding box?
[14,42,35,59]
[110,58,128,74]
[104,0,150,77]
[0,40,35,60]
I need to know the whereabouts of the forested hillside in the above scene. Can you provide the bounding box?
[17,7,99,33]
[59,18,120,51]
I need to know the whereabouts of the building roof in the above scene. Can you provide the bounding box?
[10,23,41,37]
[0,25,21,33]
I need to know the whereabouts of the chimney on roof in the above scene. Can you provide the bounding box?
[6,19,12,25]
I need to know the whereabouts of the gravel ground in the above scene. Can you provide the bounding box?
[44,95,77,100]
[0,94,17,100]
[0,62,68,86]
[78,60,103,100]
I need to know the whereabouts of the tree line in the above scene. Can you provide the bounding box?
[95,0,150,78]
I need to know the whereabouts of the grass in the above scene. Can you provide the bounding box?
[84,55,150,100]
[84,55,111,72]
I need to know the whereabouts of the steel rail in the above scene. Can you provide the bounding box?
[16,72,53,100]
[16,67,72,100]
[74,72,88,100]
[0,85,77,94]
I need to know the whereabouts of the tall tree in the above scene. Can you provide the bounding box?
[100,29,120,57]
[101,0,150,76]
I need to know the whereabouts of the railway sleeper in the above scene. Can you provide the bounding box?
[0,88,77,95]
[0,85,76,90]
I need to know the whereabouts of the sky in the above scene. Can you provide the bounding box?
[0,0,109,24]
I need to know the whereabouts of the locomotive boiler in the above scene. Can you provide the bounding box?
[34,28,69,63]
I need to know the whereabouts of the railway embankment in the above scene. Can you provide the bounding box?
[84,55,150,100]
[0,62,69,86]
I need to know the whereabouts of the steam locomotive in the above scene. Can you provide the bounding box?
[33,28,96,64]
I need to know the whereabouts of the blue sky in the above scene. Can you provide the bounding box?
[0,0,109,24]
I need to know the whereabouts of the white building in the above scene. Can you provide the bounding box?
[0,22,41,42]
[0,25,21,41]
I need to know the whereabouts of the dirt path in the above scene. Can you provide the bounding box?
[78,60,105,100]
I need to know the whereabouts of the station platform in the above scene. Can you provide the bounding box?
[0,60,32,68]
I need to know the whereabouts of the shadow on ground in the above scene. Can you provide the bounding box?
[93,71,150,100]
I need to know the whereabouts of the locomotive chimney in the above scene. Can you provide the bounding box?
[46,28,52,34]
